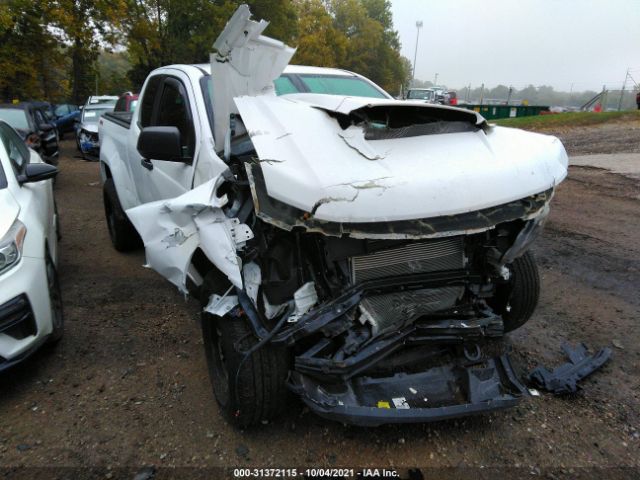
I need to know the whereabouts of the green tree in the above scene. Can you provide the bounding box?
[48,0,126,103]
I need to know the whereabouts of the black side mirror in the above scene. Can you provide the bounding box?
[17,163,58,184]
[40,123,55,132]
[137,126,191,164]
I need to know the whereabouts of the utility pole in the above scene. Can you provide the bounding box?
[434,73,439,86]
[479,83,485,106]
[506,85,513,105]
[568,83,574,107]
[618,68,629,111]
[411,21,423,85]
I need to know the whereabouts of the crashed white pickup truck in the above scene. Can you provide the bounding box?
[99,5,568,427]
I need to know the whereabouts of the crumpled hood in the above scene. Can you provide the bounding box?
[80,123,99,134]
[234,94,568,223]
[0,189,20,238]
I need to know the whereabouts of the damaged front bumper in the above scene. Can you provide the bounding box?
[290,354,527,426]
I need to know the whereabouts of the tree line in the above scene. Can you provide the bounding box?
[0,0,411,104]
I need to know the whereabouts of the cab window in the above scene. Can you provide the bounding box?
[152,78,195,157]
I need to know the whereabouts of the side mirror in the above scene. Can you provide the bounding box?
[137,126,190,163]
[17,163,58,184]
[40,123,55,132]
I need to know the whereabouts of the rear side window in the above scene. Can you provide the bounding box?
[153,79,195,157]
[0,122,30,172]
[139,75,163,127]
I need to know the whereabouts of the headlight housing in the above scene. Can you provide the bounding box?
[0,219,27,275]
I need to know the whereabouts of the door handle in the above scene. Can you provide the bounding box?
[141,158,153,171]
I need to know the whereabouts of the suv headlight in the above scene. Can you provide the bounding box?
[0,219,27,275]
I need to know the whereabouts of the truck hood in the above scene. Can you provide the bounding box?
[234,94,568,223]
[0,189,20,238]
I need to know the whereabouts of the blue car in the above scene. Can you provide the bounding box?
[52,104,81,138]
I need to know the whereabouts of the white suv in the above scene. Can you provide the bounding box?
[0,120,62,370]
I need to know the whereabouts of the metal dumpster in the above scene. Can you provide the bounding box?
[456,104,550,120]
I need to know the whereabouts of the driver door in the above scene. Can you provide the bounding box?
[131,74,197,204]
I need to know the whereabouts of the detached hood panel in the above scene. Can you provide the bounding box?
[234,95,568,223]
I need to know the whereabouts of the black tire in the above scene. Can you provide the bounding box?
[200,272,290,428]
[103,178,141,252]
[500,251,541,332]
[45,251,64,344]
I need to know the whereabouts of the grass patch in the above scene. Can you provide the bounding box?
[492,110,640,130]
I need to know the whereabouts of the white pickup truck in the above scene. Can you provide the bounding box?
[99,6,568,427]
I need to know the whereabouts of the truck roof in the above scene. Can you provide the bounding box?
[192,63,363,78]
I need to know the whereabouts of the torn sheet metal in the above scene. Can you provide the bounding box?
[234,94,568,224]
[528,342,612,394]
[126,176,253,293]
[210,4,296,149]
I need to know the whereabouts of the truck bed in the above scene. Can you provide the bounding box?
[102,111,133,129]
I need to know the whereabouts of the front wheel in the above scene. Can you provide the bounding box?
[200,273,290,427]
[494,251,541,332]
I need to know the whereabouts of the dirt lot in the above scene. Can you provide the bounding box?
[1,120,639,478]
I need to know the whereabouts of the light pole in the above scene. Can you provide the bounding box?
[412,21,423,85]
[434,73,439,86]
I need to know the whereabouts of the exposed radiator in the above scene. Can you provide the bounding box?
[351,237,466,334]
[351,237,465,283]
[360,287,464,334]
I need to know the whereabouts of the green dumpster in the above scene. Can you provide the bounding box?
[455,104,550,120]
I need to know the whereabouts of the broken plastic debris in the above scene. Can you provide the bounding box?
[287,282,319,323]
[377,401,391,409]
[528,342,612,395]
[409,388,418,395]
[528,388,541,397]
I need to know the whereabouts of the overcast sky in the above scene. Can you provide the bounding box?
[390,0,640,92]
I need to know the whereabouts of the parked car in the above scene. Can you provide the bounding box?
[85,95,119,107]
[99,6,568,427]
[0,120,62,371]
[52,104,81,138]
[0,103,59,164]
[114,92,139,113]
[76,102,116,160]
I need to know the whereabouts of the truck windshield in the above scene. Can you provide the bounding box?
[294,75,387,99]
[206,73,388,102]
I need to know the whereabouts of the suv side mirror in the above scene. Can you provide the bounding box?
[17,163,58,184]
[137,126,191,164]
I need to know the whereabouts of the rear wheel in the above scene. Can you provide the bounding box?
[103,178,141,252]
[495,251,541,332]
[200,272,290,428]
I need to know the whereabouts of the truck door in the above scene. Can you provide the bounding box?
[129,74,198,204]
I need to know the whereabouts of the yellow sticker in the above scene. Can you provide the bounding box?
[377,401,391,409]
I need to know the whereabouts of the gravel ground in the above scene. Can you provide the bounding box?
[1,120,639,479]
